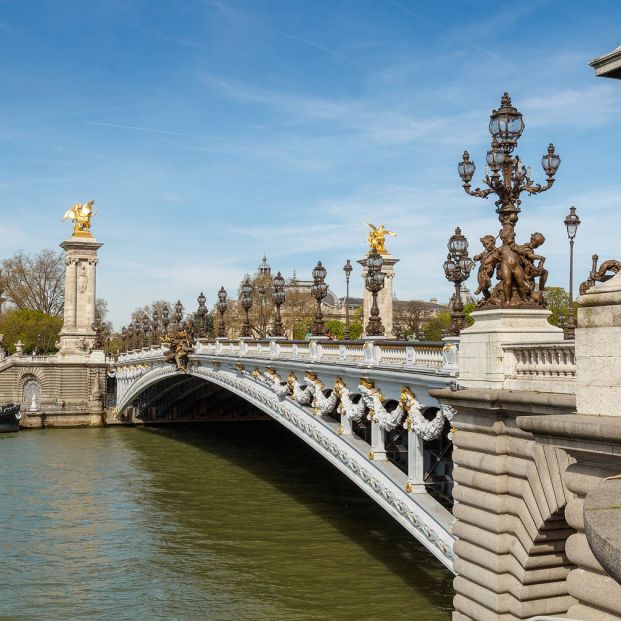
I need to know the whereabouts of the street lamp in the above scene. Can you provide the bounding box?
[443,227,474,335]
[121,326,127,352]
[310,261,328,337]
[271,272,286,337]
[343,259,353,340]
[564,206,581,340]
[365,248,385,337]
[458,93,560,308]
[142,314,151,347]
[161,306,170,335]
[126,324,134,351]
[196,291,207,338]
[240,277,254,338]
[173,300,183,330]
[152,308,159,344]
[217,287,228,338]
[134,319,143,349]
[257,284,267,338]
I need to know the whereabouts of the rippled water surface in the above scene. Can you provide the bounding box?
[1,423,452,620]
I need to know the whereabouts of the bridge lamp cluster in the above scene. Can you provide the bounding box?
[240,277,254,338]
[216,287,228,338]
[443,227,474,336]
[271,272,286,338]
[310,261,328,336]
[365,248,386,337]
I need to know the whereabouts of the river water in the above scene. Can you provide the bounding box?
[1,423,452,620]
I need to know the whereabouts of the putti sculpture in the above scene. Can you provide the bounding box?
[458,93,561,308]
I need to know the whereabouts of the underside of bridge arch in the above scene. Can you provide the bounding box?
[132,375,270,423]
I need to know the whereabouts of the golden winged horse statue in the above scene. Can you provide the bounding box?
[366,223,396,254]
[63,200,96,237]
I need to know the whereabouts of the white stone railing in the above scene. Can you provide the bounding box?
[192,339,452,372]
[502,342,576,394]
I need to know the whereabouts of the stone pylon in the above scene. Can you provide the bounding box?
[358,252,399,338]
[58,234,103,359]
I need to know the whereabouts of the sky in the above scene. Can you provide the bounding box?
[1,0,621,328]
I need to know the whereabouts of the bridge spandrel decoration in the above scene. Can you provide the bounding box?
[112,340,459,570]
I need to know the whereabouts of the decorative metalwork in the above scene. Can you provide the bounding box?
[240,277,253,338]
[394,320,406,341]
[443,227,474,335]
[564,207,581,340]
[365,248,385,337]
[343,259,353,340]
[216,286,228,338]
[458,93,560,309]
[133,319,143,349]
[271,272,286,337]
[579,254,621,295]
[63,200,95,237]
[310,261,328,336]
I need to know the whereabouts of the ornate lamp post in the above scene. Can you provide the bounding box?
[133,319,143,349]
[126,324,134,350]
[173,300,183,331]
[121,326,127,352]
[196,291,207,338]
[443,227,474,335]
[257,284,267,338]
[310,261,328,337]
[161,306,170,335]
[271,272,286,337]
[240,278,254,338]
[458,93,560,308]
[142,314,151,347]
[564,206,581,340]
[217,287,228,337]
[365,248,385,337]
[343,259,353,340]
[216,287,228,338]
[151,309,159,344]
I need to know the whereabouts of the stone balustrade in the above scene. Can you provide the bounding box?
[122,338,452,372]
[502,342,576,394]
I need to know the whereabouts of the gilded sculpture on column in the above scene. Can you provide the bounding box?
[63,200,96,237]
[366,223,396,255]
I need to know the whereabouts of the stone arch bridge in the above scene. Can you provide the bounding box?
[112,337,460,571]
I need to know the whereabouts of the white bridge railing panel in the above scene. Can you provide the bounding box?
[502,342,576,394]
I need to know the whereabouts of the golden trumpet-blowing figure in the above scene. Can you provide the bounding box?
[63,200,96,237]
[367,223,396,254]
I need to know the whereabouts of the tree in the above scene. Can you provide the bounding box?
[0,309,62,353]
[325,319,363,340]
[421,310,451,341]
[394,300,430,339]
[1,249,64,316]
[545,287,571,327]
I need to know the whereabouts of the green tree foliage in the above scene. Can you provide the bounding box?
[421,310,451,341]
[545,286,571,327]
[325,319,363,340]
[0,309,62,353]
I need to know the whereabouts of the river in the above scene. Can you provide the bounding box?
[1,423,452,620]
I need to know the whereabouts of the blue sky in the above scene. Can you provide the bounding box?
[1,0,621,327]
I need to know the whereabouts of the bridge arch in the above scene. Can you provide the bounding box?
[115,361,456,570]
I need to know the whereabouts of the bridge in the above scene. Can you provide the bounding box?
[112,337,461,571]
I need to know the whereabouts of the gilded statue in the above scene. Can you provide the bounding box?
[367,223,396,254]
[162,330,194,372]
[63,200,96,237]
